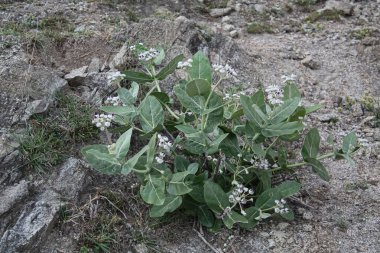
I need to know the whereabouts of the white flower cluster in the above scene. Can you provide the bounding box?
[155,152,166,164]
[265,85,284,105]
[105,96,124,106]
[138,48,159,61]
[158,134,173,152]
[212,63,237,78]
[92,113,114,131]
[223,91,246,101]
[281,74,297,83]
[206,155,218,163]
[228,181,254,216]
[274,199,289,214]
[177,58,193,69]
[107,71,126,83]
[251,157,270,170]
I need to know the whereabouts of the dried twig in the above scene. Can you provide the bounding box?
[193,228,221,253]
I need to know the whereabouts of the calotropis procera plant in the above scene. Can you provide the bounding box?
[82,44,359,230]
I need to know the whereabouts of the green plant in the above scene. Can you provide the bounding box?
[305,9,344,23]
[81,46,359,230]
[247,22,274,34]
[350,27,372,40]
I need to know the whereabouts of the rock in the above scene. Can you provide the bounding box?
[321,0,354,16]
[303,224,314,232]
[109,43,129,70]
[87,57,101,74]
[132,243,149,253]
[0,180,29,216]
[222,16,231,23]
[22,99,49,121]
[229,30,239,38]
[277,222,290,230]
[254,4,266,14]
[64,66,88,86]
[352,103,363,117]
[315,113,339,123]
[209,7,233,17]
[303,211,314,220]
[0,158,87,252]
[0,190,62,253]
[373,129,380,141]
[268,239,276,248]
[74,24,86,33]
[223,23,235,32]
[52,158,87,200]
[301,56,320,70]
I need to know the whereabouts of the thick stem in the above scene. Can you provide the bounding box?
[272,152,336,172]
[201,78,225,131]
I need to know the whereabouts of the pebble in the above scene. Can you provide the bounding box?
[303,224,314,232]
[303,211,314,220]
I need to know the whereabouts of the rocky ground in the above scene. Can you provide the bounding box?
[1,0,380,252]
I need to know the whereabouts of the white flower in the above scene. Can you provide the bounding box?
[158,134,172,152]
[105,96,124,106]
[155,157,164,164]
[252,157,270,170]
[107,71,126,83]
[92,113,114,131]
[177,58,193,69]
[138,48,159,62]
[213,63,237,78]
[265,85,284,105]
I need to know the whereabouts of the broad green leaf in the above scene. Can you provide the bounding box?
[261,121,304,137]
[167,171,192,195]
[184,133,208,154]
[139,96,164,133]
[253,170,272,191]
[149,195,182,218]
[220,134,241,156]
[146,133,157,167]
[123,145,149,174]
[255,181,300,209]
[151,92,170,105]
[124,70,154,83]
[186,79,211,97]
[118,87,135,105]
[189,51,212,83]
[206,133,229,154]
[187,163,199,174]
[140,174,166,205]
[130,82,139,98]
[306,157,330,181]
[175,124,198,135]
[289,106,306,122]
[203,93,224,133]
[301,128,320,160]
[240,206,260,229]
[251,89,266,111]
[175,156,190,172]
[174,85,204,114]
[83,149,122,174]
[222,211,248,229]
[283,83,301,100]
[241,95,268,128]
[81,144,109,155]
[197,205,215,228]
[278,146,287,169]
[156,54,184,80]
[204,181,229,213]
[100,106,136,116]
[342,132,358,154]
[305,104,323,114]
[114,128,133,160]
[269,98,300,124]
[188,172,208,203]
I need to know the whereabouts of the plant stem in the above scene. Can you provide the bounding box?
[272,152,335,172]
[201,78,224,131]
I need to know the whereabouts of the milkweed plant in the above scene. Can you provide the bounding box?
[82,44,359,230]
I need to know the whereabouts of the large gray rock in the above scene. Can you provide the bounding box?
[109,43,129,70]
[0,158,87,253]
[0,57,67,127]
[64,66,88,86]
[209,7,233,17]
[320,0,354,16]
[0,180,29,216]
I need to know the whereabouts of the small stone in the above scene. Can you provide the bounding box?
[64,66,88,86]
[277,222,290,230]
[254,4,266,14]
[132,243,149,253]
[320,0,354,16]
[260,232,270,238]
[109,43,129,70]
[229,30,239,38]
[301,56,320,70]
[223,23,235,32]
[373,129,380,141]
[268,239,276,248]
[222,16,231,23]
[303,211,314,220]
[87,57,101,74]
[209,7,233,17]
[74,24,86,33]
[303,224,313,232]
